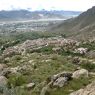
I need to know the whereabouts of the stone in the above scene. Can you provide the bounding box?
[70,89,84,95]
[3,47,20,57]
[52,72,72,81]
[0,64,7,72]
[72,69,88,79]
[70,81,95,95]
[0,76,8,87]
[74,48,88,55]
[10,66,19,73]
[53,77,68,87]
[86,50,95,58]
[52,47,61,52]
[40,86,49,95]
[72,57,80,64]
[26,83,35,89]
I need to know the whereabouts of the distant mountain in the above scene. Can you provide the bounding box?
[0,10,81,21]
[51,6,95,40]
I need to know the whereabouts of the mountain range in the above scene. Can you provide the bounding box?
[0,10,81,21]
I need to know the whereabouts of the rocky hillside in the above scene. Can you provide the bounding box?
[51,6,95,40]
[0,36,95,95]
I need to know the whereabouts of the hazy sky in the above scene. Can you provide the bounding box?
[0,0,95,11]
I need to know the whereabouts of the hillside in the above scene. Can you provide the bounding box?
[51,6,95,40]
[1,35,95,95]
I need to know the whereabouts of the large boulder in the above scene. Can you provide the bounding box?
[72,69,88,79]
[74,48,88,55]
[53,77,68,87]
[41,72,72,95]
[3,47,20,57]
[0,64,7,72]
[52,72,72,81]
[70,81,95,95]
[0,76,8,87]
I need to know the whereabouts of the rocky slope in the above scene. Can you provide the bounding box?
[0,37,95,95]
[51,6,95,40]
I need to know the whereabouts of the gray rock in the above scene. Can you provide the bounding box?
[40,86,49,95]
[74,48,88,55]
[72,69,88,79]
[72,57,80,64]
[53,77,68,87]
[26,83,35,89]
[0,64,7,72]
[52,72,72,81]
[0,76,8,87]
[70,81,95,95]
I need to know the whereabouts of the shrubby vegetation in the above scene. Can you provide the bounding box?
[0,30,95,95]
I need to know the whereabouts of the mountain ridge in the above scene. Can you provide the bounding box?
[51,6,95,40]
[0,9,81,21]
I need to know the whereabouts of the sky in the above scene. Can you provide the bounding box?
[0,0,95,11]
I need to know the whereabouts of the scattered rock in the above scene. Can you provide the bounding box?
[0,66,21,77]
[26,83,35,90]
[53,77,68,87]
[2,37,79,56]
[72,57,80,64]
[0,64,7,72]
[72,69,88,79]
[52,72,72,81]
[74,48,88,55]
[3,47,20,57]
[0,76,8,87]
[40,85,49,95]
[41,72,72,95]
[52,47,61,52]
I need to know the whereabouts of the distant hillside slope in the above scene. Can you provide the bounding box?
[51,6,95,40]
[0,10,81,21]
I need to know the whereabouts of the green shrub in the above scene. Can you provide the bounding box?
[81,63,95,72]
[8,75,27,88]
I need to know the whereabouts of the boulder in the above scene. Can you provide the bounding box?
[74,48,88,55]
[72,57,80,64]
[0,76,8,87]
[0,64,7,72]
[52,47,61,52]
[40,86,49,95]
[0,67,20,77]
[26,83,35,90]
[51,72,72,88]
[70,81,95,95]
[10,66,20,73]
[53,77,68,87]
[72,69,88,79]
[41,72,72,95]
[52,72,72,81]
